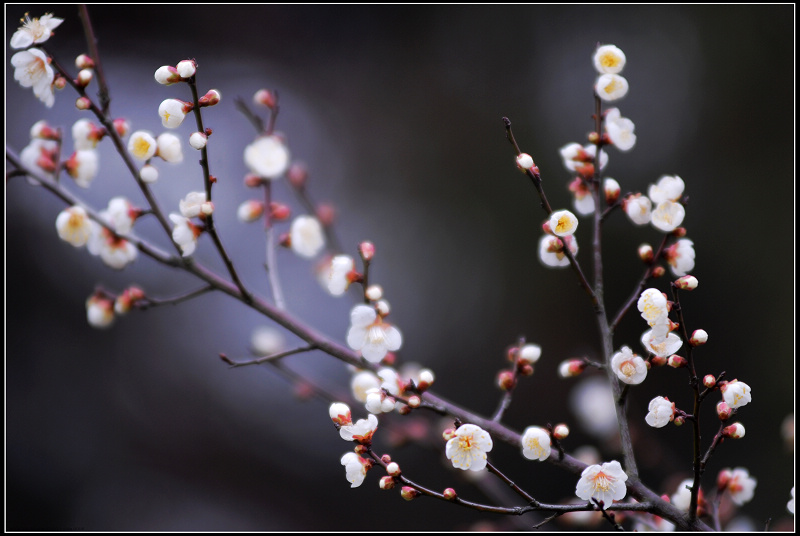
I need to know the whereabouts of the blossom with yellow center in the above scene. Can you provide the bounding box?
[575,460,628,508]
[445,424,492,471]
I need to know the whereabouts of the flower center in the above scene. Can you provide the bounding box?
[592,471,612,492]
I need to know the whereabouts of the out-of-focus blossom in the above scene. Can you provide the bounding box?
[55,206,92,247]
[244,135,290,179]
[11,48,55,107]
[289,215,325,258]
[595,73,629,102]
[593,44,626,74]
[346,304,402,363]
[648,175,685,204]
[10,13,63,48]
[605,108,636,151]
[651,201,685,233]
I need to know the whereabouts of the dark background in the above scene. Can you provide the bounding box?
[6,5,794,531]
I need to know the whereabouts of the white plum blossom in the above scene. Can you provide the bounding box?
[20,138,58,181]
[289,215,325,258]
[56,206,92,247]
[651,201,685,232]
[559,143,608,174]
[446,424,493,472]
[329,402,352,427]
[641,330,682,358]
[339,413,378,444]
[11,48,55,107]
[159,99,189,129]
[156,132,183,163]
[170,213,199,256]
[724,467,757,506]
[103,196,136,234]
[721,380,752,409]
[364,388,396,414]
[86,294,114,329]
[128,131,157,161]
[346,304,402,363]
[575,460,628,508]
[64,150,99,188]
[139,164,159,183]
[350,370,381,403]
[340,452,370,488]
[788,487,794,515]
[624,195,652,225]
[595,73,629,102]
[72,118,102,150]
[179,191,212,219]
[518,344,542,365]
[10,13,64,48]
[645,396,676,428]
[189,131,207,150]
[539,234,578,268]
[549,209,579,237]
[570,377,617,438]
[664,238,695,277]
[610,346,648,385]
[638,288,670,342]
[176,59,196,78]
[244,135,290,179]
[648,175,685,204]
[250,325,285,356]
[322,254,356,296]
[604,108,636,151]
[87,222,138,270]
[593,45,626,74]
[573,191,595,216]
[516,152,534,170]
[671,478,695,512]
[154,65,180,85]
[521,426,551,461]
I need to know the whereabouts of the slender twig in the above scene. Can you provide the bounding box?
[485,460,540,506]
[594,498,625,530]
[234,97,265,133]
[77,5,110,114]
[263,181,286,309]
[225,344,317,368]
[137,284,215,309]
[610,234,670,332]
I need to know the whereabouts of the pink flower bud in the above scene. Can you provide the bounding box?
[703,375,716,388]
[442,428,456,441]
[516,152,534,171]
[650,355,667,367]
[651,265,665,278]
[76,96,91,110]
[638,243,654,263]
[604,177,621,205]
[553,423,570,440]
[558,359,586,378]
[722,422,745,439]
[400,486,420,501]
[716,401,732,420]
[674,275,698,290]
[198,89,221,107]
[690,329,708,346]
[75,54,95,70]
[717,469,732,490]
[54,75,67,90]
[668,355,687,368]
[316,203,336,227]
[254,88,278,109]
[386,462,401,476]
[113,118,130,137]
[497,370,516,391]
[244,173,264,188]
[672,227,687,238]
[518,363,534,376]
[268,202,291,221]
[674,416,685,426]
[359,241,375,261]
[408,395,421,408]
[379,476,395,490]
[328,402,352,426]
[443,488,458,501]
[76,68,93,88]
[287,162,307,189]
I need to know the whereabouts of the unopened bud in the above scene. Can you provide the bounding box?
[717,469,732,490]
[518,363,534,376]
[651,265,666,278]
[443,488,458,501]
[519,344,542,365]
[316,203,335,227]
[379,476,395,490]
[254,88,278,109]
[354,444,368,456]
[359,241,375,261]
[716,401,732,420]
[140,164,159,184]
[75,68,93,88]
[113,118,130,137]
[722,422,745,439]
[75,96,91,110]
[379,454,391,464]
[559,359,586,378]
[516,153,534,171]
[672,227,687,238]
[287,162,307,189]
[329,402,352,426]
[703,375,716,388]
[497,370,516,391]
[674,275,698,290]
[442,428,456,441]
[400,486,420,501]
[406,395,421,409]
[417,369,434,391]
[674,416,685,426]
[604,178,621,204]
[189,131,208,150]
[279,232,291,248]
[375,299,390,317]
[268,202,291,221]
[30,120,60,140]
[638,243,654,263]
[154,65,181,85]
[553,423,570,440]
[54,75,67,90]
[176,59,196,78]
[75,54,95,70]
[668,355,687,368]
[244,173,264,188]
[237,200,264,223]
[690,329,708,346]
[588,131,600,144]
[198,89,221,107]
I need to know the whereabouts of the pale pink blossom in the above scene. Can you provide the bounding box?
[664,238,695,277]
[725,467,757,506]
[610,346,647,385]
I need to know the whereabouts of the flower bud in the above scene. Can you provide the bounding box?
[189,131,208,150]
[288,162,308,189]
[442,428,456,441]
[604,177,621,204]
[379,476,395,490]
[407,395,421,408]
[638,243,654,263]
[114,286,145,315]
[176,59,196,78]
[519,343,542,365]
[381,454,392,464]
[497,370,516,391]
[651,265,665,278]
[254,88,278,109]
[703,375,716,388]
[650,355,667,367]
[716,401,732,420]
[674,275,698,290]
[76,68,93,88]
[154,65,181,85]
[375,300,390,317]
[354,444,368,456]
[198,89,221,107]
[113,117,130,137]
[359,241,375,261]
[75,96,91,110]
[86,292,114,329]
[54,75,67,90]
[386,462,401,476]
[558,359,586,378]
[401,486,420,501]
[443,488,458,501]
[674,416,685,426]
[140,164,159,184]
[518,364,534,376]
[75,54,95,70]
[244,173,264,188]
[269,202,291,221]
[516,153,534,171]
[364,285,383,302]
[329,402,352,426]
[717,469,733,490]
[690,329,708,346]
[668,355,687,368]
[417,369,434,391]
[672,227,687,238]
[159,99,193,128]
[553,423,570,440]
[722,422,745,438]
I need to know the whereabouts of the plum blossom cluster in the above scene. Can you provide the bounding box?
[10,13,63,108]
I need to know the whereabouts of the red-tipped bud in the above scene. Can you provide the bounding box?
[516,153,535,171]
[401,486,420,501]
[76,68,93,88]
[717,469,732,490]
[75,96,91,110]
[587,131,601,144]
[244,173,264,188]
[269,202,291,221]
[651,265,666,278]
[328,402,352,426]
[379,476,395,490]
[154,65,181,85]
[722,422,745,438]
[672,227,687,238]
[604,178,621,204]
[638,243,654,263]
[553,423,570,440]
[198,89,221,107]
[113,118,130,137]
[442,428,456,441]
[650,355,668,367]
[359,241,375,261]
[407,395,421,408]
[716,401,732,421]
[254,88,278,109]
[75,54,95,70]
[703,375,716,388]
[443,488,458,501]
[668,355,687,368]
[497,370,516,391]
[54,75,67,90]
[690,329,708,346]
[278,232,291,248]
[674,275,698,290]
[416,369,434,391]
[518,363,534,376]
[114,286,145,315]
[381,454,392,464]
[287,162,307,189]
[541,219,553,234]
[316,203,336,227]
[558,359,586,378]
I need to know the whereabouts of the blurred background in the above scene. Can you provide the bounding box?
[6,4,794,531]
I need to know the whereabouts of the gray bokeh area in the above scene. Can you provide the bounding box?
[6,5,794,531]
